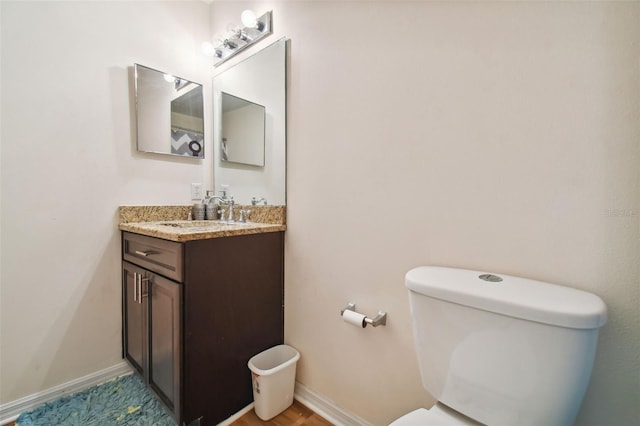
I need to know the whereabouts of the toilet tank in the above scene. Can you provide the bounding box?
[405,267,607,426]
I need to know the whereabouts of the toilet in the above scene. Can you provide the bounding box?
[391,266,607,426]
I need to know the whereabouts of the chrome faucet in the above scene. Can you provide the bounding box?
[208,188,230,204]
[208,195,228,205]
[206,191,235,222]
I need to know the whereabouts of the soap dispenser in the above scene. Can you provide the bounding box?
[204,190,217,220]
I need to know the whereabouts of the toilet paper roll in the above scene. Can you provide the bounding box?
[342,309,366,328]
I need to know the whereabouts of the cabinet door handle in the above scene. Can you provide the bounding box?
[133,272,138,302]
[134,250,157,257]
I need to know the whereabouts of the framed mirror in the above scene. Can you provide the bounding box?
[220,92,265,166]
[213,38,287,205]
[134,63,205,158]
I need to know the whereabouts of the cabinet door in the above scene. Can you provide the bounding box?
[122,261,147,377]
[149,273,182,419]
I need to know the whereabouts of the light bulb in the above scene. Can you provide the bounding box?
[201,41,216,57]
[213,33,225,44]
[163,73,175,83]
[241,10,258,28]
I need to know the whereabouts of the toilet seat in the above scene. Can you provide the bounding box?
[389,404,479,426]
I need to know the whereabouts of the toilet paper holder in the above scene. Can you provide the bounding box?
[341,302,387,327]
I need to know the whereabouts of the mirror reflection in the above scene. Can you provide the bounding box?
[135,63,204,158]
[221,92,265,167]
[213,38,287,205]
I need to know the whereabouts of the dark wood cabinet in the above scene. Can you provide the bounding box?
[149,271,182,415]
[122,230,284,426]
[123,262,147,376]
[122,261,182,419]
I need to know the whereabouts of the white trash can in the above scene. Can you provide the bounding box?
[248,344,300,420]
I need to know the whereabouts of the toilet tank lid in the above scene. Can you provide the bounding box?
[405,266,607,329]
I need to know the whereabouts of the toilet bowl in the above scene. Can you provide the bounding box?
[390,403,479,425]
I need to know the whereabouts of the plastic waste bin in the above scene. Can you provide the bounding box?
[248,344,300,420]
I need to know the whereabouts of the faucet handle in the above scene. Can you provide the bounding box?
[239,209,252,223]
[251,196,267,206]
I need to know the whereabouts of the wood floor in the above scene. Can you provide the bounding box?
[1,401,331,426]
[231,400,332,426]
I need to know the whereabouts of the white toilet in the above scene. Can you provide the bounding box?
[391,266,607,426]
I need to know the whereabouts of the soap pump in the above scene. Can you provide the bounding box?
[204,190,217,220]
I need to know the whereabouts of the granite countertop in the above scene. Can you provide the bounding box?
[120,220,286,242]
[119,205,286,242]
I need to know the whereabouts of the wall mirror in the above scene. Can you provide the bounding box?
[213,37,287,205]
[134,63,205,158]
[221,92,265,167]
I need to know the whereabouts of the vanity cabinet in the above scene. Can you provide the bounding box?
[122,230,284,426]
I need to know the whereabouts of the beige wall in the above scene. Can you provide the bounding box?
[213,1,638,425]
[1,1,638,426]
[0,0,212,404]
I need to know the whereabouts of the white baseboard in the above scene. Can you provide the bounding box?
[294,381,373,426]
[217,402,254,426]
[0,361,132,424]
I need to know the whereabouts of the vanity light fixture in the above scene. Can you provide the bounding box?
[202,10,272,67]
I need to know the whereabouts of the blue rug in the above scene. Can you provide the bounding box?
[16,374,176,425]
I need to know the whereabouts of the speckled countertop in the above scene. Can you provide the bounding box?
[119,205,286,242]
